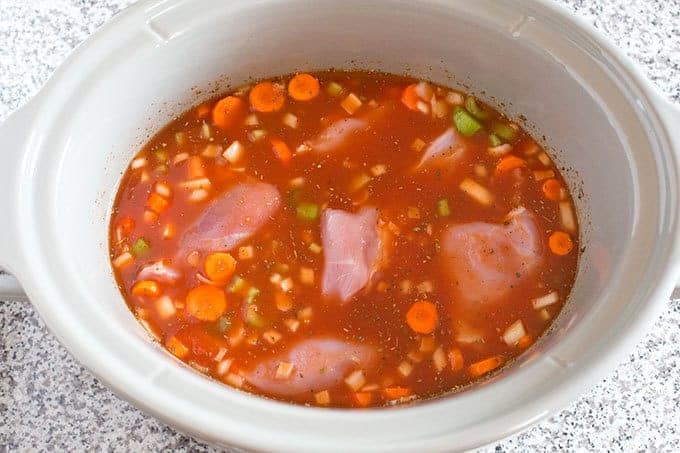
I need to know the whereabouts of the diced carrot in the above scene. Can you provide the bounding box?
[166,336,190,359]
[288,73,320,101]
[468,356,503,377]
[517,334,534,349]
[131,280,161,297]
[188,155,206,179]
[186,284,228,321]
[401,84,419,110]
[204,252,237,283]
[249,81,285,112]
[270,138,292,163]
[212,96,247,130]
[383,386,411,400]
[196,103,212,119]
[495,155,526,174]
[275,292,293,312]
[542,178,563,201]
[448,348,464,372]
[352,392,373,407]
[162,223,175,240]
[406,300,438,334]
[146,192,169,214]
[117,216,135,237]
[549,231,573,255]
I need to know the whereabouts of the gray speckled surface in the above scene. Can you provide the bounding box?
[1,0,679,451]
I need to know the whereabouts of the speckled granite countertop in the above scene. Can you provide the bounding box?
[1,0,679,451]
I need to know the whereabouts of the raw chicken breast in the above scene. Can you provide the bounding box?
[321,207,387,302]
[179,182,281,255]
[417,127,468,169]
[244,338,377,397]
[440,207,544,305]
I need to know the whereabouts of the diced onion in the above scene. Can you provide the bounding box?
[431,98,448,118]
[188,188,209,202]
[284,318,300,332]
[248,129,266,142]
[533,170,555,181]
[223,140,245,164]
[282,113,298,129]
[200,122,212,139]
[370,164,387,176]
[216,358,233,376]
[201,144,222,158]
[214,347,227,362]
[411,138,426,152]
[349,172,371,192]
[314,390,331,405]
[502,320,526,345]
[113,252,134,269]
[407,206,420,219]
[340,93,363,115]
[244,113,259,126]
[559,202,577,232]
[445,91,465,105]
[459,178,494,206]
[179,178,212,191]
[416,100,430,115]
[155,296,176,319]
[474,164,488,178]
[432,346,447,372]
[173,152,189,164]
[296,143,312,154]
[263,330,282,345]
[344,370,366,391]
[297,306,313,322]
[487,143,513,157]
[532,291,559,309]
[397,361,413,377]
[131,157,147,170]
[225,373,244,388]
[299,267,315,286]
[139,170,151,183]
[417,281,434,293]
[419,336,435,353]
[537,152,552,166]
[414,81,434,101]
[238,246,254,260]
[280,277,294,292]
[308,243,322,254]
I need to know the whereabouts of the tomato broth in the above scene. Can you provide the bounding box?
[110,71,579,408]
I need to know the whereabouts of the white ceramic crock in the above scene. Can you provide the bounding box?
[1,0,679,451]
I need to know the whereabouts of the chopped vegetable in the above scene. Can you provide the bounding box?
[166,336,189,359]
[212,96,247,130]
[432,346,447,372]
[275,292,293,312]
[296,202,319,221]
[542,179,564,201]
[517,335,534,349]
[453,107,483,137]
[282,112,298,129]
[225,373,244,388]
[411,138,426,152]
[245,287,260,304]
[495,155,526,174]
[349,173,371,192]
[383,386,411,400]
[314,390,331,405]
[245,304,266,327]
[468,356,503,377]
[406,300,438,334]
[223,141,245,163]
[445,91,465,105]
[533,169,555,181]
[248,129,266,142]
[271,138,293,163]
[228,276,246,293]
[340,93,363,115]
[131,157,147,170]
[344,370,366,391]
[284,318,300,332]
[249,81,285,112]
[131,238,150,257]
[288,73,320,101]
[131,280,161,297]
[502,320,526,346]
[559,202,577,232]
[263,329,282,344]
[146,192,169,215]
[352,392,373,407]
[188,155,206,179]
[186,284,227,321]
[397,361,413,377]
[488,133,502,147]
[308,242,322,254]
[216,358,233,375]
[113,252,134,269]
[448,348,464,372]
[549,231,574,255]
[155,296,176,319]
[204,252,237,283]
[401,84,419,110]
[299,267,315,285]
[326,82,343,97]
[491,122,517,142]
[464,96,489,120]
[218,315,232,333]
[275,361,295,380]
[419,335,436,352]
[459,178,494,205]
[238,246,253,260]
[532,291,559,309]
[244,113,259,126]
[436,198,451,217]
[407,206,420,219]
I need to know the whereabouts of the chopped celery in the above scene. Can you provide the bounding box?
[245,287,260,305]
[492,122,517,142]
[228,276,246,293]
[131,238,150,257]
[453,107,483,137]
[218,315,232,333]
[246,304,265,328]
[296,202,319,221]
[326,82,343,97]
[488,134,502,147]
[464,97,489,120]
[437,199,451,217]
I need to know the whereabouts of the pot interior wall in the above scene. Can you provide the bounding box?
[31,0,661,402]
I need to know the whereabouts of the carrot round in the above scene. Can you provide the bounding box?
[549,231,574,255]
[495,155,526,174]
[212,96,247,130]
[406,300,438,334]
[542,178,563,201]
[249,81,285,112]
[401,83,419,110]
[186,284,227,321]
[468,356,503,377]
[131,280,161,297]
[204,252,236,283]
[271,138,292,163]
[288,73,320,101]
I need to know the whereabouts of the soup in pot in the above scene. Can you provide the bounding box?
[110,71,578,408]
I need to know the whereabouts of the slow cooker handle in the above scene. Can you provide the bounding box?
[0,102,33,302]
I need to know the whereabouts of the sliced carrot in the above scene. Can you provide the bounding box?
[352,392,373,407]
[383,386,411,400]
[196,103,212,119]
[204,252,237,283]
[275,292,293,312]
[188,155,206,179]
[401,84,419,110]
[406,300,438,334]
[448,348,464,372]
[468,356,503,378]
[146,192,169,214]
[166,336,189,359]
[131,280,161,297]
[212,96,247,130]
[249,81,285,112]
[288,73,320,101]
[517,334,534,349]
[549,231,574,255]
[271,138,292,163]
[117,216,135,237]
[495,155,526,175]
[542,178,563,201]
[186,284,228,321]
